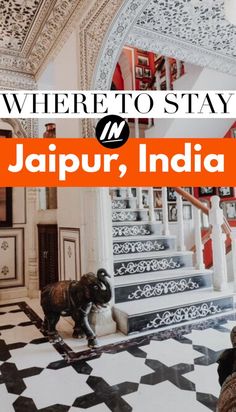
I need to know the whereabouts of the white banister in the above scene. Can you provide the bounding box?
[162,187,169,235]
[209,196,228,291]
[193,207,205,270]
[176,193,185,251]
[148,187,155,222]
[137,188,143,209]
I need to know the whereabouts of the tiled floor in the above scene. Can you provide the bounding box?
[0,300,235,411]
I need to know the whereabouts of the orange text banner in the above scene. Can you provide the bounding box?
[0,137,234,187]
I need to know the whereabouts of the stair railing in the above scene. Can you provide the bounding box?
[173,187,234,292]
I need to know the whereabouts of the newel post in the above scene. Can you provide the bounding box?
[193,207,205,270]
[209,196,228,291]
[176,193,185,251]
[162,187,169,235]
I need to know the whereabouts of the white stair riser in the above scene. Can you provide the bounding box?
[112,210,149,222]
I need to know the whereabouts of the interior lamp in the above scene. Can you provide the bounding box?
[225,0,236,24]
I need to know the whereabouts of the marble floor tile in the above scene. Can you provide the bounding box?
[23,367,93,409]
[124,381,209,412]
[185,364,221,398]
[88,351,152,385]
[69,404,111,411]
[1,325,43,345]
[0,383,18,412]
[185,328,231,351]
[10,342,63,369]
[0,312,29,327]
[141,338,201,366]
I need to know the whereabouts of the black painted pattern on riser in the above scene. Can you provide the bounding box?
[114,254,193,276]
[125,297,233,334]
[113,237,175,255]
[112,199,136,209]
[112,223,161,238]
[112,210,149,222]
[115,273,212,303]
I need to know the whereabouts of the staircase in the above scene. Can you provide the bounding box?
[111,189,234,335]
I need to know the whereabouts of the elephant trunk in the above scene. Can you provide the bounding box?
[97,268,112,303]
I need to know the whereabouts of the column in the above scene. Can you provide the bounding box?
[27,188,39,298]
[165,57,171,90]
[209,196,228,291]
[83,188,116,336]
[176,193,185,251]
[193,207,205,270]
[230,228,236,292]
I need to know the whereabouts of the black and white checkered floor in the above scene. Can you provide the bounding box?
[0,301,235,412]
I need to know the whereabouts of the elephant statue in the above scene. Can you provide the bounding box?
[40,268,112,348]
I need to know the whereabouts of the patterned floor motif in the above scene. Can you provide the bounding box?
[0,301,235,411]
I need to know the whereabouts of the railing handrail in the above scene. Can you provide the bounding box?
[173,187,232,237]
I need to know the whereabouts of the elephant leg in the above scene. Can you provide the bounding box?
[71,313,84,338]
[45,312,60,336]
[73,308,98,348]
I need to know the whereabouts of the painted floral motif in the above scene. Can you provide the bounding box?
[113,240,166,255]
[128,278,199,300]
[112,225,152,237]
[146,302,221,329]
[112,211,139,222]
[115,257,181,276]
[1,241,9,251]
[1,266,9,276]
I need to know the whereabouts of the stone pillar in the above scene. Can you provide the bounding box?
[27,188,39,298]
[83,188,116,336]
[230,228,236,292]
[209,196,228,291]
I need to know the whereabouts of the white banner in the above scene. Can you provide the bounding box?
[0,90,235,118]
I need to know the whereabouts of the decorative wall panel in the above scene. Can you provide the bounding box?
[59,228,81,281]
[0,228,24,288]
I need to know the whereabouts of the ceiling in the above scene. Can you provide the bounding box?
[135,0,236,59]
[0,0,235,79]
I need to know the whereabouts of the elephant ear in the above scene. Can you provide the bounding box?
[80,273,95,300]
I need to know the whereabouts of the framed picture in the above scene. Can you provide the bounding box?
[198,187,216,197]
[168,203,178,222]
[138,55,149,66]
[224,202,236,220]
[217,187,234,198]
[155,209,163,221]
[139,80,148,90]
[135,66,143,79]
[142,190,149,208]
[143,68,152,78]
[167,188,177,201]
[153,190,162,208]
[183,204,192,220]
[0,130,12,227]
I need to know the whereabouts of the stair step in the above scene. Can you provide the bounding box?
[112,198,137,209]
[114,251,193,277]
[114,269,212,303]
[113,236,176,256]
[112,209,149,222]
[112,222,162,238]
[113,290,234,334]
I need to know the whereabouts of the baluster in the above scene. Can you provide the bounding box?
[230,228,236,292]
[193,207,205,269]
[176,193,185,251]
[137,188,143,209]
[162,187,169,235]
[155,71,161,91]
[148,187,155,222]
[209,196,228,291]
[134,118,140,138]
[165,57,171,90]
[176,59,182,79]
[127,188,133,198]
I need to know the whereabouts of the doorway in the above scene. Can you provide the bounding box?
[38,224,59,289]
